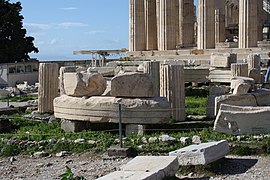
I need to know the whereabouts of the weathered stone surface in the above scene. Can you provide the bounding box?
[54,95,170,124]
[63,72,106,97]
[215,94,257,116]
[169,140,229,165]
[251,89,270,106]
[231,63,249,78]
[60,119,91,133]
[38,63,59,114]
[206,86,230,118]
[231,76,255,91]
[214,104,270,135]
[59,66,76,95]
[248,69,261,83]
[111,72,154,97]
[98,156,178,180]
[0,89,9,98]
[210,53,237,68]
[233,83,251,95]
[97,171,156,180]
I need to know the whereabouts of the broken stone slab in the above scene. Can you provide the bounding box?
[97,156,178,180]
[210,53,237,68]
[97,171,158,180]
[231,76,255,92]
[54,95,171,124]
[215,94,257,116]
[169,140,229,165]
[111,72,154,97]
[63,72,106,97]
[214,104,270,135]
[233,83,251,95]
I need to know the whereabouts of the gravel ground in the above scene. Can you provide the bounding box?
[0,154,130,180]
[0,155,270,180]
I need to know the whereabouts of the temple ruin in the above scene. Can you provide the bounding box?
[128,0,270,60]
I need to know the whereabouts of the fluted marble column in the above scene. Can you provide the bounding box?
[144,61,160,96]
[129,0,146,51]
[178,0,195,47]
[215,0,226,44]
[158,0,178,50]
[231,63,249,77]
[239,0,258,48]
[197,0,215,49]
[38,63,59,113]
[145,0,157,50]
[257,0,263,41]
[160,64,185,121]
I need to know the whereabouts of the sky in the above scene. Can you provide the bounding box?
[10,0,198,61]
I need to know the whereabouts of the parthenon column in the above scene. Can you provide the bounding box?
[178,0,195,47]
[257,0,263,41]
[145,0,157,50]
[238,0,258,48]
[197,0,215,49]
[158,0,178,50]
[215,0,226,44]
[129,0,146,51]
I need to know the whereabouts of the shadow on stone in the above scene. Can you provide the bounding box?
[209,157,258,175]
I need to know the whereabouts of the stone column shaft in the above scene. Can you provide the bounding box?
[145,0,157,50]
[178,0,195,47]
[231,63,249,77]
[247,54,261,70]
[197,0,215,49]
[257,0,263,41]
[158,0,178,50]
[215,9,226,44]
[38,63,59,113]
[239,0,258,48]
[144,61,160,96]
[129,0,146,51]
[160,64,185,121]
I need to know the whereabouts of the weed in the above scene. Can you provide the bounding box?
[59,166,86,180]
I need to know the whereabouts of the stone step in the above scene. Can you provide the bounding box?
[97,156,179,180]
[169,140,229,165]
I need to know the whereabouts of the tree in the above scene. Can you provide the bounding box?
[0,0,38,63]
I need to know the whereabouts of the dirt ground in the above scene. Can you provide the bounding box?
[0,154,270,180]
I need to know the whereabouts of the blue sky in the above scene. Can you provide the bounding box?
[10,0,197,61]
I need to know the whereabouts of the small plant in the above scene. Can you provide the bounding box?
[60,166,86,180]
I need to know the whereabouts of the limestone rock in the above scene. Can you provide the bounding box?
[215,94,257,116]
[210,53,237,68]
[233,83,251,94]
[207,85,230,118]
[251,89,270,106]
[63,72,106,97]
[214,104,270,135]
[111,72,154,97]
[169,140,229,165]
[54,95,170,124]
[231,76,255,91]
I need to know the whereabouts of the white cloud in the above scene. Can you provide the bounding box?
[50,39,58,45]
[24,23,52,31]
[58,22,88,27]
[85,30,106,35]
[59,7,78,10]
